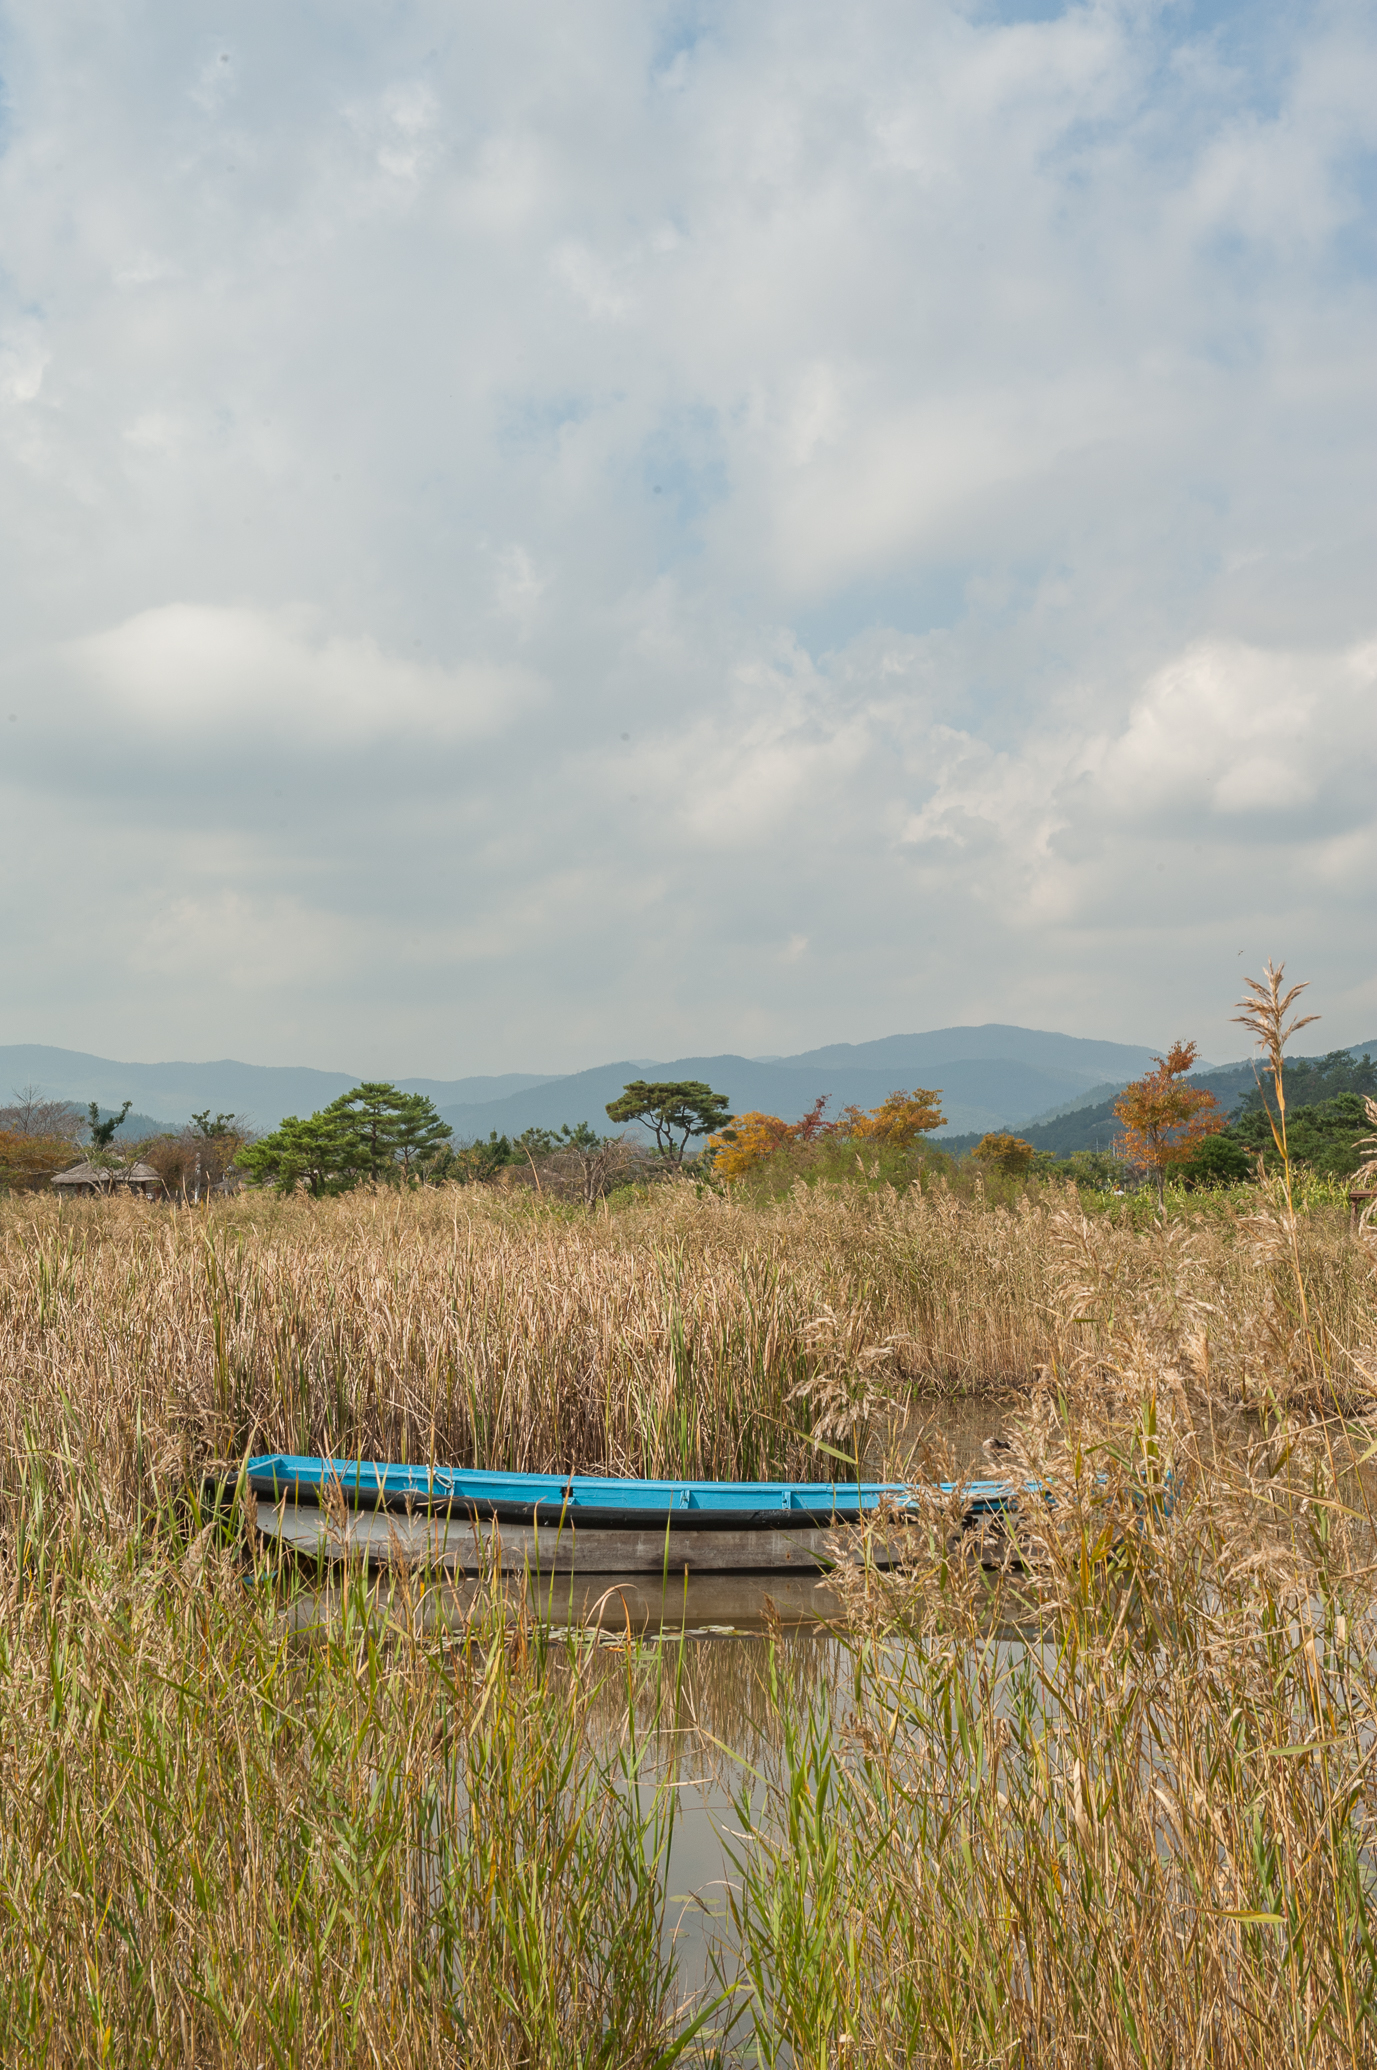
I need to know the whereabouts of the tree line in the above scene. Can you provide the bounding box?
[695,994,1376,1199]
[6,980,1370,1205]
[237,1078,735,1200]
[0,1076,741,1203]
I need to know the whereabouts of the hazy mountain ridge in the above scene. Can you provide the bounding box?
[431,1027,1166,1142]
[0,1027,1158,1136]
[433,1052,1151,1142]
[773,1027,1161,1080]
[4,1033,1370,1148]
[1017,1080,1137,1129]
[0,1046,558,1131]
[940,1044,1377,1158]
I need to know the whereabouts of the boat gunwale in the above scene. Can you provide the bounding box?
[243,1456,1023,1533]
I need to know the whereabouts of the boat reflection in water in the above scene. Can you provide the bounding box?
[285,1565,846,1639]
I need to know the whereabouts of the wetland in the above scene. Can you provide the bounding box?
[1,1173,1375,2064]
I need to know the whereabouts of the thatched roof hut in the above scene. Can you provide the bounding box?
[51,1160,166,1200]
[51,1161,109,1195]
[116,1161,166,1199]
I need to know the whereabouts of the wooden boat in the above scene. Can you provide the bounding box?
[245,1454,1021,1574]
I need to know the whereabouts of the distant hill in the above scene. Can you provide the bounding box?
[6,1031,1368,1148]
[940,1043,1377,1158]
[942,1095,1131,1160]
[0,1045,557,1133]
[100,1109,175,1143]
[434,1049,1162,1143]
[776,1026,1161,1083]
[437,1026,1168,1143]
[1230,1045,1376,1114]
[0,1028,1159,1140]
[1018,1080,1136,1128]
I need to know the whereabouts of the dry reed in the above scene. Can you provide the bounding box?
[2,1176,1377,2063]
[722,1382,1377,2067]
[0,1508,693,2065]
[0,1178,1372,1534]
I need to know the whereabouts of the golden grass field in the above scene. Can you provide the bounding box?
[0,1174,1375,2064]
[1,1172,1373,1503]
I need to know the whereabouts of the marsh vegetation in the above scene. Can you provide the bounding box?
[0,1148,1375,2062]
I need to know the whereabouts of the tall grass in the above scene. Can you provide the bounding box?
[722,1392,1377,2066]
[0,1468,698,2067]
[1,1177,1376,2061]
[0,1177,1372,1533]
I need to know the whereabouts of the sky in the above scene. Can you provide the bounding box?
[1,0,1374,1077]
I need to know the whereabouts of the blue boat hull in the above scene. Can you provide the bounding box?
[244,1455,1021,1572]
[246,1454,1016,1532]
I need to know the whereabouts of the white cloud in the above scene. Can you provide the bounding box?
[0,323,49,405]
[61,604,543,747]
[0,0,1375,1071]
[1091,640,1375,825]
[489,545,548,630]
[889,634,1377,976]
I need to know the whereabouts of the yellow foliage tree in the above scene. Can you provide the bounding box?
[839,1087,945,1146]
[710,1085,946,1177]
[972,1132,1035,1175]
[707,1111,794,1178]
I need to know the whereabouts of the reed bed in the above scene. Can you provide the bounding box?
[1,1178,1376,2062]
[0,1487,695,2067]
[723,1391,1377,2067]
[0,1178,1372,1529]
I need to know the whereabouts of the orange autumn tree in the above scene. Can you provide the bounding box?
[0,1129,80,1193]
[1113,1040,1224,1203]
[708,1098,833,1178]
[709,1088,945,1177]
[837,1087,945,1146]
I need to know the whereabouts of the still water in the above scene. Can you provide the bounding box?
[284,1399,1017,2026]
[281,1396,1377,2038]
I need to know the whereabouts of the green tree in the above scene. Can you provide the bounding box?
[546,1121,605,1151]
[388,1090,456,1177]
[190,1109,240,1139]
[1057,1149,1126,1191]
[514,1122,604,1159]
[324,1082,404,1181]
[87,1100,132,1151]
[420,1123,621,1192]
[238,1112,350,1197]
[1235,1047,1376,1117]
[239,1084,452,1195]
[604,1080,732,1162]
[433,1132,517,1184]
[1176,1131,1256,1189]
[1233,1092,1373,1180]
[317,1082,453,1181]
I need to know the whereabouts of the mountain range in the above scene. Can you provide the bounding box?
[7,1028,1372,1149]
[2,1028,1161,1140]
[0,1045,555,1133]
[426,1032,1162,1142]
